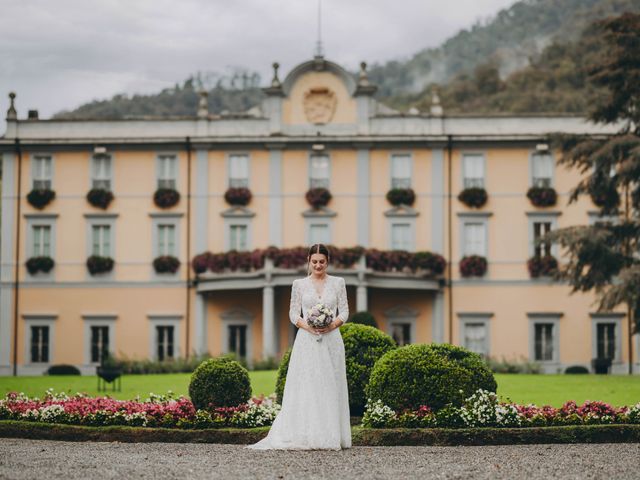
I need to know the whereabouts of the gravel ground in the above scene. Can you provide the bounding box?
[1,439,639,480]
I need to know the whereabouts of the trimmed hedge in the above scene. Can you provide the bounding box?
[366,343,497,412]
[2,421,640,446]
[275,324,396,415]
[46,364,81,376]
[189,358,251,409]
[349,311,378,328]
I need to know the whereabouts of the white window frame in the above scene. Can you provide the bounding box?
[527,212,560,257]
[91,153,113,191]
[390,222,413,251]
[156,153,178,190]
[227,153,250,189]
[150,213,182,260]
[220,308,254,365]
[82,315,117,365]
[590,313,624,364]
[223,219,251,251]
[384,306,418,346]
[461,152,486,189]
[31,153,53,190]
[458,213,491,258]
[306,219,332,245]
[84,214,118,279]
[529,151,555,188]
[390,153,412,189]
[458,313,492,357]
[308,152,331,189]
[528,313,562,366]
[23,314,57,366]
[24,214,58,279]
[148,315,182,361]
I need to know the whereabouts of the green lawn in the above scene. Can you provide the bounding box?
[1,372,639,407]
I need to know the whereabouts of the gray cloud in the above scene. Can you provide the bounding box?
[0,0,515,119]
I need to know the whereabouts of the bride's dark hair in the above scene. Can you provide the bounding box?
[307,243,330,262]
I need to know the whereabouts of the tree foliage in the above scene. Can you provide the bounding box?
[547,12,640,332]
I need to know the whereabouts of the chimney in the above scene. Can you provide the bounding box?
[28,109,39,120]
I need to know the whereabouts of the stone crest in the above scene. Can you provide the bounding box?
[303,87,336,124]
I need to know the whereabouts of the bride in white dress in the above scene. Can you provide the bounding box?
[249,244,351,450]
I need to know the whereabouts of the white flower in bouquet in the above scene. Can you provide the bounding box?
[306,303,334,342]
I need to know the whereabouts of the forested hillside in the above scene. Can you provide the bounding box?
[53,0,640,119]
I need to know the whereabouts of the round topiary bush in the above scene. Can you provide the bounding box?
[366,343,497,412]
[189,357,251,409]
[275,324,396,415]
[565,365,590,374]
[47,364,81,375]
[349,311,378,328]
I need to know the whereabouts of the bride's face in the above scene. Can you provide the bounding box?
[309,253,328,275]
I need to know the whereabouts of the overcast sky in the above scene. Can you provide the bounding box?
[0,0,516,119]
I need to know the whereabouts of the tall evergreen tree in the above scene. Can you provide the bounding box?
[548,13,640,372]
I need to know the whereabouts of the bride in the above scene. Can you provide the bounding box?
[248,243,351,450]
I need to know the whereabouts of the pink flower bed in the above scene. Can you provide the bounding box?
[0,390,279,429]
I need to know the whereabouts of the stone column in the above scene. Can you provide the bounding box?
[262,285,275,359]
[356,285,368,312]
[0,152,16,374]
[194,293,208,355]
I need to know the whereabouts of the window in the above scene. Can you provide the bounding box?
[229,154,249,188]
[309,154,330,189]
[533,221,552,257]
[90,326,109,363]
[91,225,111,256]
[309,223,330,245]
[30,326,49,363]
[596,323,616,359]
[156,326,174,361]
[463,222,486,256]
[33,155,52,190]
[390,154,411,189]
[391,223,412,251]
[157,154,177,190]
[228,325,248,358]
[229,224,248,251]
[534,323,554,361]
[463,322,488,356]
[92,154,112,190]
[390,323,412,346]
[157,224,176,256]
[531,152,553,188]
[32,225,51,257]
[462,154,484,189]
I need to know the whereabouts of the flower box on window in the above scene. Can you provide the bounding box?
[459,255,488,278]
[527,255,558,278]
[588,178,620,210]
[224,187,252,206]
[153,188,180,209]
[25,256,55,275]
[526,186,557,207]
[305,187,332,209]
[26,189,56,209]
[87,255,115,275]
[153,255,181,274]
[457,187,488,208]
[386,188,416,207]
[86,188,114,209]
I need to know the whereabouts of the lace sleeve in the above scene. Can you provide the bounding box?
[336,277,349,323]
[289,279,302,325]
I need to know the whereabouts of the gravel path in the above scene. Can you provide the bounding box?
[1,439,639,479]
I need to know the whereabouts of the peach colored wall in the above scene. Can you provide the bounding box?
[282,71,357,125]
[18,287,186,364]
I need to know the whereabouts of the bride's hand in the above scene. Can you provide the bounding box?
[316,320,341,334]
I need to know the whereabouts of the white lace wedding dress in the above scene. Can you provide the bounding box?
[248,274,352,450]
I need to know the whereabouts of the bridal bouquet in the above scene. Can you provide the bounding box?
[306,303,334,343]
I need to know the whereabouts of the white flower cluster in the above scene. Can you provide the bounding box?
[231,396,281,428]
[37,404,66,423]
[362,399,396,428]
[306,303,334,329]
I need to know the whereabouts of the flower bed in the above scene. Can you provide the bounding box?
[0,390,279,429]
[363,389,640,429]
[191,246,446,276]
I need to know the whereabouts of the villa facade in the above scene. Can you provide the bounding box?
[1,55,637,375]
